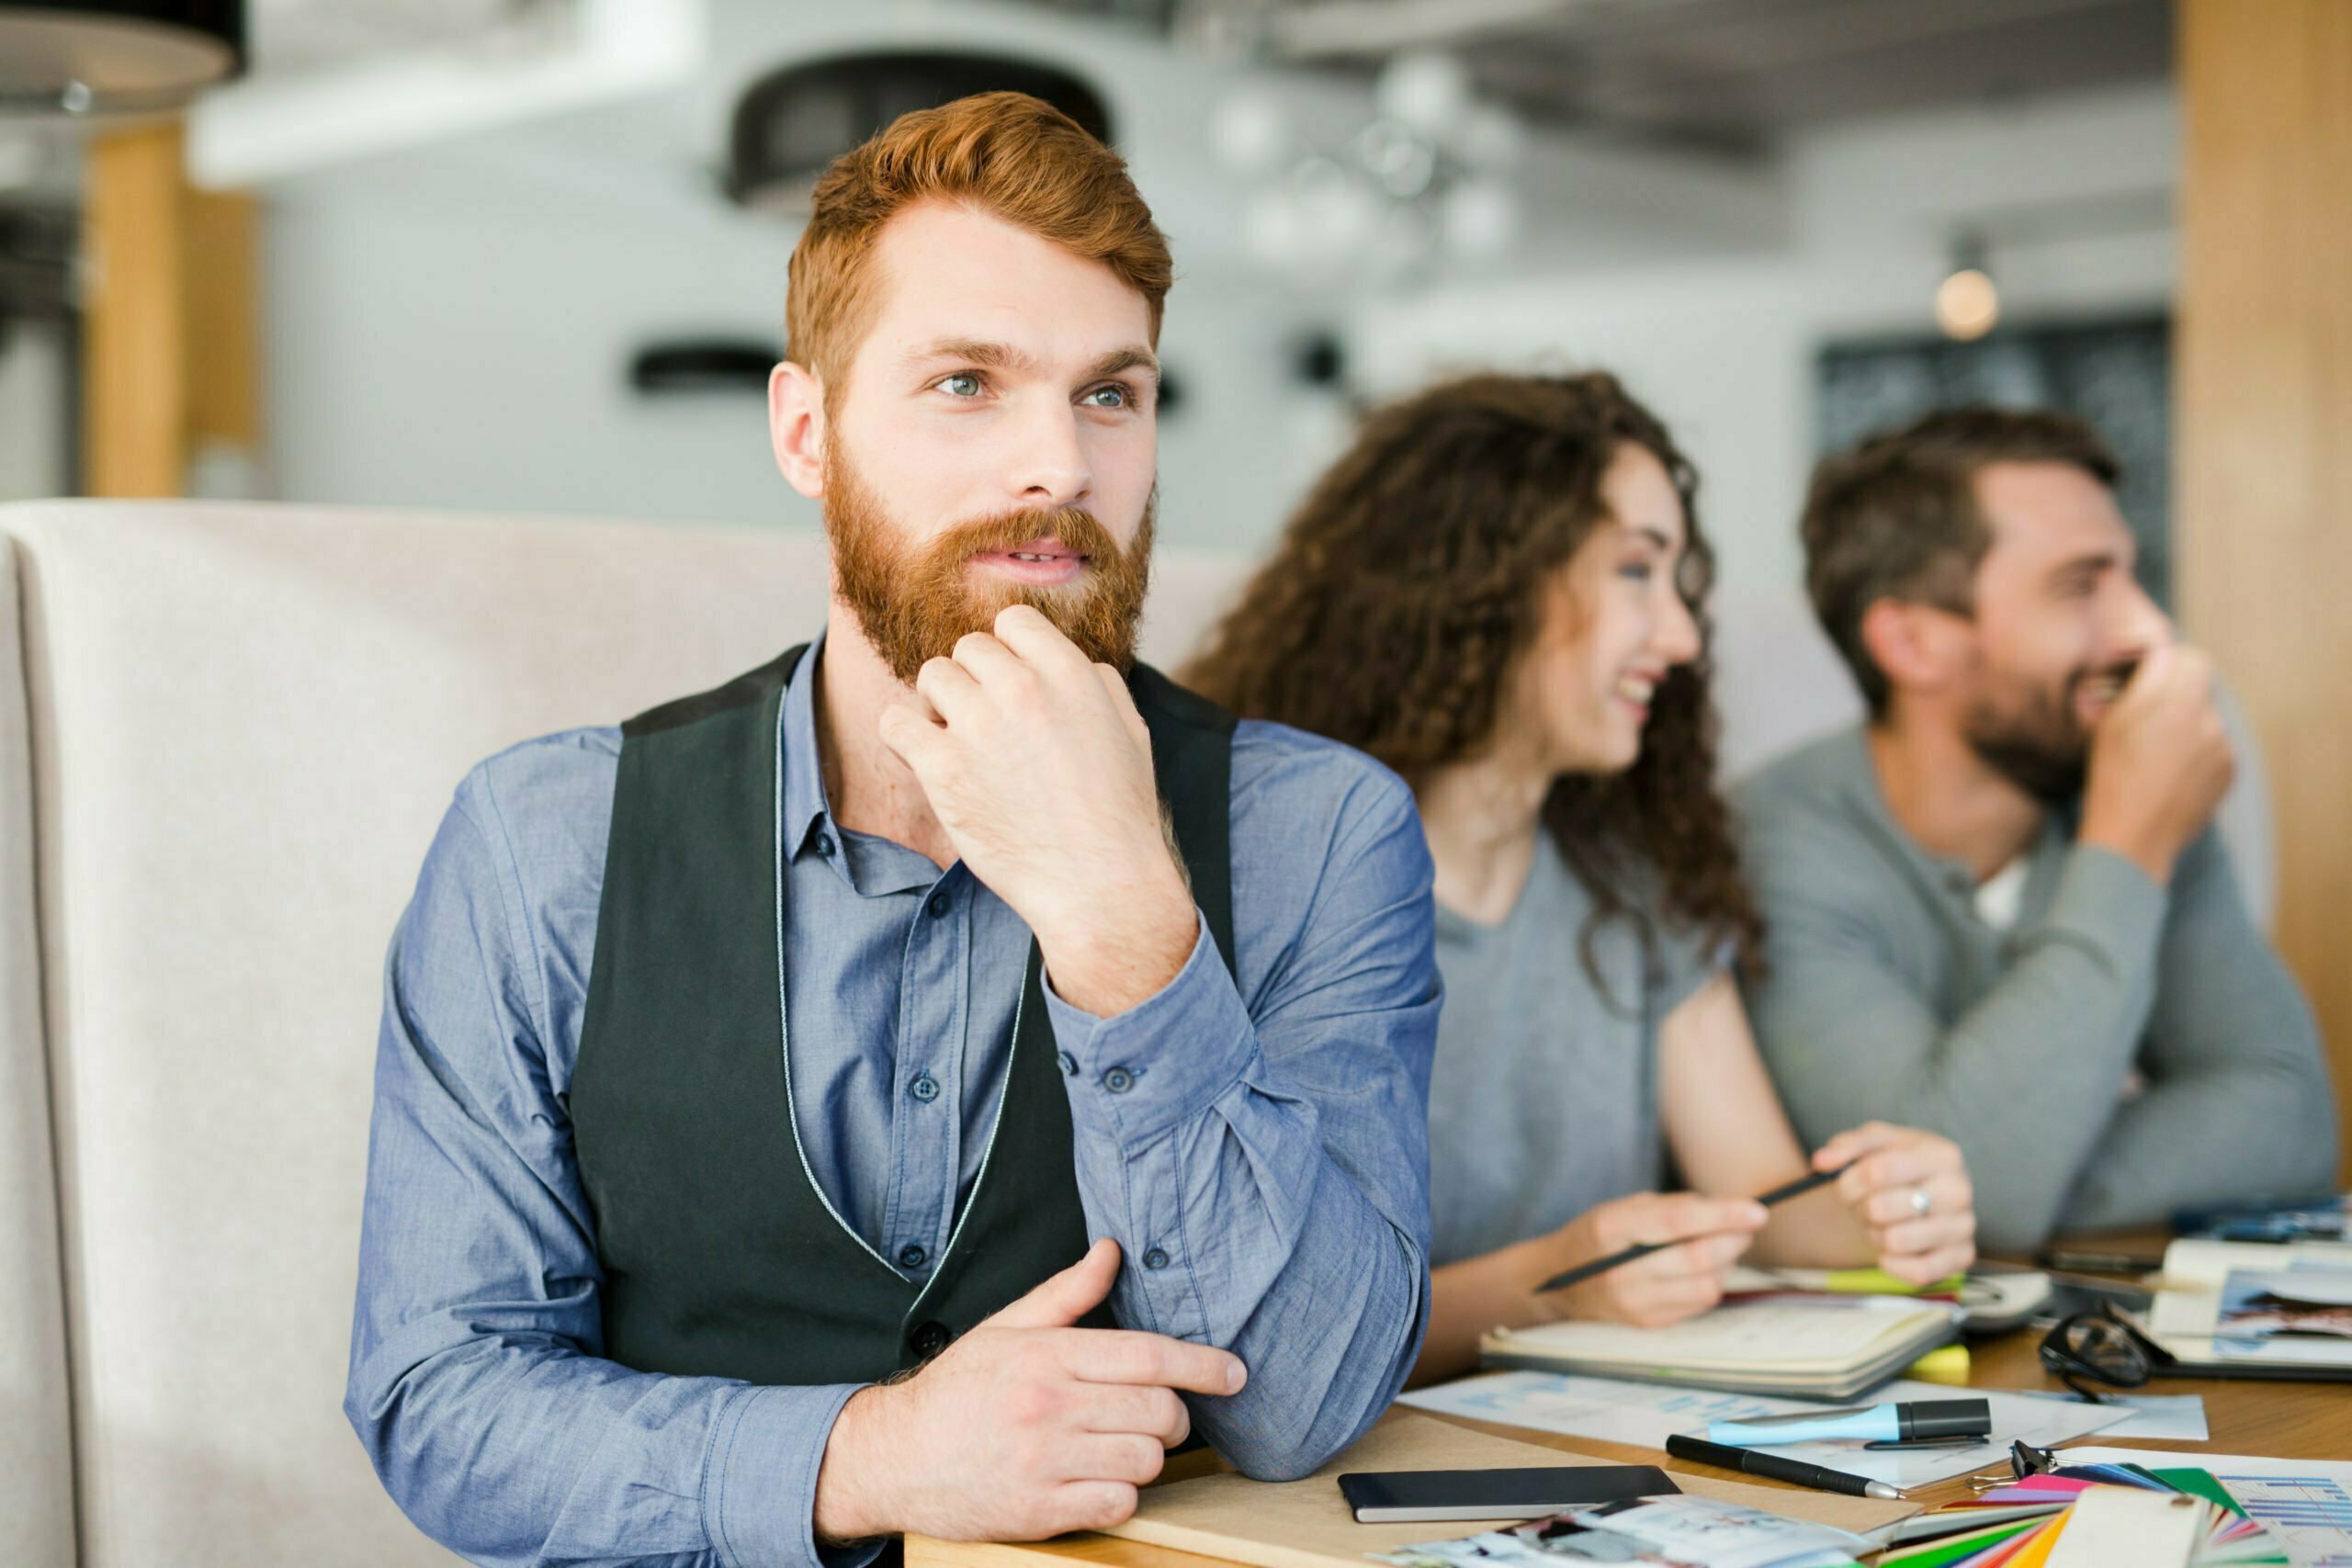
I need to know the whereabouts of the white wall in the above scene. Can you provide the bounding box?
[253,0,2176,583]
[259,1,1372,548]
[255,0,1794,551]
[0,320,68,502]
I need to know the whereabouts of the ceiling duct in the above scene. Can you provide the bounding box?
[186,0,700,188]
[0,1,245,115]
[727,51,1113,212]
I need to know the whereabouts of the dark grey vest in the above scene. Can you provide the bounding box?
[569,646,1237,1382]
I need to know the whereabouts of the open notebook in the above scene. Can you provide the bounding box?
[1479,1296,1962,1399]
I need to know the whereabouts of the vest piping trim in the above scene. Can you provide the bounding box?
[905,977,1023,1320]
[771,691,898,1278]
[766,686,1025,1292]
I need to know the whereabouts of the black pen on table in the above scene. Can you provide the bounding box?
[1532,1165,1850,1295]
[1664,1434,1906,1502]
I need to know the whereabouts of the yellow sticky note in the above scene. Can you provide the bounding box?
[1906,1343,1973,1384]
[1822,1268,1970,1296]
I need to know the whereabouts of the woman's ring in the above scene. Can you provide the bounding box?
[1909,1185,1933,1217]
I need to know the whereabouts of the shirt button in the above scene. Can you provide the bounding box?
[1143,1246,1170,1270]
[927,891,951,919]
[910,1073,939,1103]
[814,830,835,858]
[1102,1066,1136,1094]
[1057,1052,1079,1077]
[899,1242,929,1270]
[910,1320,950,1359]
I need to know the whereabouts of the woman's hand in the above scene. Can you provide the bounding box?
[1540,1191,1769,1329]
[1812,1122,1977,1286]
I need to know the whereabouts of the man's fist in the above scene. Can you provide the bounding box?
[812,1239,1247,1544]
[876,606,1199,1017]
[2080,643,2235,884]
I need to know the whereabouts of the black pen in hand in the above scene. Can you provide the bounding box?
[1533,1166,1850,1296]
[1665,1434,1906,1501]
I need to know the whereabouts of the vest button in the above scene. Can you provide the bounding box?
[910,1073,939,1102]
[1102,1066,1136,1094]
[1057,1052,1078,1077]
[1143,1247,1170,1270]
[899,1242,929,1270]
[911,1320,951,1359]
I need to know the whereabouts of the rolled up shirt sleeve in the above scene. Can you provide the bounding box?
[1042,748,1440,1483]
[345,774,877,1568]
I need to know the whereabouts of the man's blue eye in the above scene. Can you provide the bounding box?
[1085,385,1130,409]
[940,374,983,398]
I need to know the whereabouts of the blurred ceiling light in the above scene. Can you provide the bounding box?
[1216,50,1523,289]
[728,52,1111,213]
[1935,233,2000,340]
[0,2,244,116]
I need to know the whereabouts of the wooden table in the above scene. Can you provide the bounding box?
[910,1242,2352,1568]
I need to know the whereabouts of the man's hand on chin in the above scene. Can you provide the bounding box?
[876,605,1200,1018]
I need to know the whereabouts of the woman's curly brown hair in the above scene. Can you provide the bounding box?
[1183,370,1763,987]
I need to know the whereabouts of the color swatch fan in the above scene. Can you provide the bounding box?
[1881,1459,2289,1566]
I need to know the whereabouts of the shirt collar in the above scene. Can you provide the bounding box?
[781,627,833,862]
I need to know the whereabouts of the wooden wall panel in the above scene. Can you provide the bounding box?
[2177,0,2352,1177]
[80,119,259,497]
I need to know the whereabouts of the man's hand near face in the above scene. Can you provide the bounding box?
[876,604,1202,1017]
[813,1240,1246,1543]
[2079,641,2237,884]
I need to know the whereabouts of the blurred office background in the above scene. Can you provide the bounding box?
[0,0,2344,1122]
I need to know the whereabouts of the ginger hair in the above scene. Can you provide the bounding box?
[786,90,1172,398]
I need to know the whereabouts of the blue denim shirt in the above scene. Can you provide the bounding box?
[345,637,1439,1568]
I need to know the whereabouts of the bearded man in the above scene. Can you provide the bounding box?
[1737,406,2335,1254]
[345,93,1439,1568]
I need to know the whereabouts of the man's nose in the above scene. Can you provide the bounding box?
[1008,401,1091,509]
[2112,580,2174,660]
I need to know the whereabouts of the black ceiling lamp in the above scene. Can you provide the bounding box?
[727,51,1113,212]
[0,2,245,117]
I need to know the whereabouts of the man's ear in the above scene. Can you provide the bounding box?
[1860,597,1968,701]
[769,360,828,500]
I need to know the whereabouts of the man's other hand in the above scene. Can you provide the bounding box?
[811,1239,1247,1543]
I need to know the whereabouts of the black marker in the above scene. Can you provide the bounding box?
[1534,1166,1849,1295]
[1665,1433,1906,1501]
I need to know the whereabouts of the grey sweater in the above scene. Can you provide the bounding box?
[1736,728,2336,1253]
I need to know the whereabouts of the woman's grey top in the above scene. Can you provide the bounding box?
[1427,837,1722,1267]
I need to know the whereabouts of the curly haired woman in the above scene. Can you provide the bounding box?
[1186,372,1979,1384]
